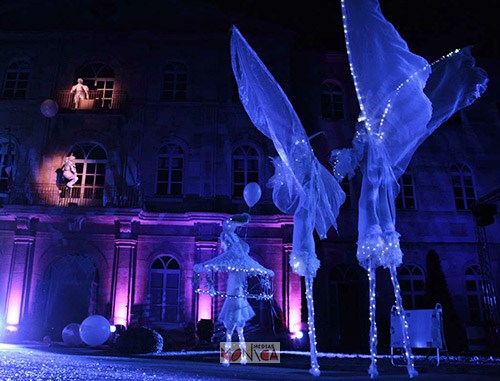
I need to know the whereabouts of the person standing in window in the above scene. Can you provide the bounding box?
[70,78,89,109]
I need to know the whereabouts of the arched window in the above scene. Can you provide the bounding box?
[75,63,115,108]
[0,138,15,192]
[465,265,484,323]
[398,265,425,309]
[321,81,344,120]
[2,60,30,98]
[161,62,188,101]
[450,163,476,210]
[157,144,184,196]
[62,143,107,206]
[148,255,181,323]
[232,145,259,197]
[396,169,416,209]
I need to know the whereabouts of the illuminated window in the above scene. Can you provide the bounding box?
[450,163,476,210]
[61,143,107,205]
[75,63,115,109]
[0,138,15,192]
[398,265,425,309]
[321,81,344,120]
[161,62,187,101]
[232,145,259,197]
[396,169,416,209]
[157,144,184,196]
[148,256,181,323]
[2,60,30,98]
[465,265,485,323]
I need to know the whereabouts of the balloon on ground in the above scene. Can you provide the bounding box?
[62,323,83,346]
[79,315,111,346]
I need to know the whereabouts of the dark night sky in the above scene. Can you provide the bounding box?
[208,0,500,58]
[0,0,498,58]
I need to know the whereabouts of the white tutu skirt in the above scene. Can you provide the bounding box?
[218,297,256,329]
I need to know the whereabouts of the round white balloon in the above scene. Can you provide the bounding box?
[40,99,59,118]
[79,315,111,347]
[62,323,83,346]
[243,182,262,208]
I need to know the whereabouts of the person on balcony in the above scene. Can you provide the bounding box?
[61,153,79,188]
[70,78,89,109]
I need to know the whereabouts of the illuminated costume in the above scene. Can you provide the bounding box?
[61,154,79,188]
[230,26,346,376]
[70,78,89,109]
[193,213,273,366]
[332,0,488,377]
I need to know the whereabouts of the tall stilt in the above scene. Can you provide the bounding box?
[367,264,379,378]
[305,275,320,376]
[222,328,234,367]
[389,266,418,378]
[236,326,247,365]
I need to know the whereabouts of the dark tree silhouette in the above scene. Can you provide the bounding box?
[424,250,467,354]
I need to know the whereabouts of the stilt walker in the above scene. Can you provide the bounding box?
[230,26,346,376]
[333,0,488,377]
[194,213,274,366]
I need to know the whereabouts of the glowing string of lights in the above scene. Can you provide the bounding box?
[340,0,370,131]
[193,271,274,300]
[378,49,463,133]
[340,1,422,377]
[390,266,418,378]
[367,264,379,379]
[305,275,320,376]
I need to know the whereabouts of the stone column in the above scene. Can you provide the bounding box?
[110,219,138,326]
[194,240,218,322]
[5,217,37,330]
[285,242,302,333]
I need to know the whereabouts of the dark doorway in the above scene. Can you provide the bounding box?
[328,265,365,353]
[40,255,98,341]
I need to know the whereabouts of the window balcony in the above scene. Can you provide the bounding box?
[52,90,127,111]
[5,183,141,208]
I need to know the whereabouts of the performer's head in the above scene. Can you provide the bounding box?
[223,212,251,232]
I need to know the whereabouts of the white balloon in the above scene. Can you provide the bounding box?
[79,315,111,347]
[243,182,262,208]
[40,99,59,117]
[62,323,83,346]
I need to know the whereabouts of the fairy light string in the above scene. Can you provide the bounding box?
[340,0,429,377]
[367,264,379,379]
[305,275,320,376]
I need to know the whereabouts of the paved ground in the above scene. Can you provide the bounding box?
[0,342,499,380]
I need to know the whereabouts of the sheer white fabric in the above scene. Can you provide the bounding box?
[231,26,345,278]
[193,213,274,277]
[218,271,256,329]
[334,0,487,378]
[334,0,488,270]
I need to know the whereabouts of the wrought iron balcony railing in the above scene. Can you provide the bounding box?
[5,183,141,208]
[53,90,127,110]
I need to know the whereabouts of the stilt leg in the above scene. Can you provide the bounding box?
[236,326,247,365]
[222,327,234,367]
[305,275,320,376]
[367,264,379,378]
[389,266,418,378]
